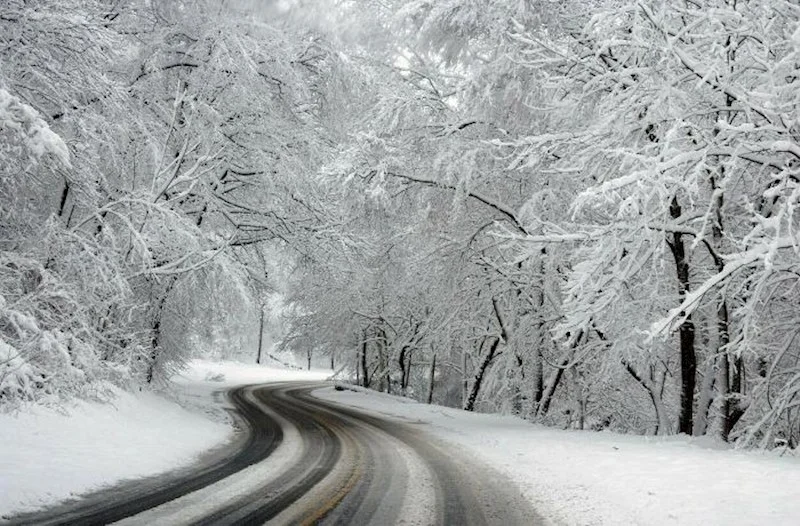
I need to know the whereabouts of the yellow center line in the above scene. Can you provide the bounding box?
[299,418,366,525]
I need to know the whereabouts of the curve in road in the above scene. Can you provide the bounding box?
[4,382,542,526]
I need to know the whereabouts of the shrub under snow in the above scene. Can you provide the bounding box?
[0,253,116,404]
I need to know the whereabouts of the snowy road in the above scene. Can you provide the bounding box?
[5,382,539,525]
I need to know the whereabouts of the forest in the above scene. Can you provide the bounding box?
[1,0,799,449]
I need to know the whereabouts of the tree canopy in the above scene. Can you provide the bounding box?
[2,0,799,448]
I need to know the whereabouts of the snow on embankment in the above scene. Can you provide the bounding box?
[316,386,800,526]
[0,360,330,518]
[0,386,229,517]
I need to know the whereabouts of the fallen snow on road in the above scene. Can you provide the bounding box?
[315,385,800,526]
[0,359,330,518]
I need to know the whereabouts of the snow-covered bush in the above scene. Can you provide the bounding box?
[0,253,112,403]
[0,87,70,169]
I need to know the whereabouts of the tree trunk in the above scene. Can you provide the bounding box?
[360,331,370,388]
[694,358,716,436]
[529,255,546,416]
[427,352,436,404]
[719,301,735,440]
[464,298,508,412]
[668,196,697,435]
[537,356,568,418]
[398,345,408,393]
[461,346,469,407]
[624,361,672,435]
[256,307,265,364]
[709,83,744,440]
[146,277,177,383]
[721,349,746,440]
[464,336,500,411]
[377,326,390,394]
[532,347,544,409]
[537,331,583,418]
[399,321,420,395]
[571,368,587,431]
[708,174,744,441]
[355,342,361,386]
[58,179,71,218]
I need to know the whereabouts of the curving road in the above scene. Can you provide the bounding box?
[5,382,541,525]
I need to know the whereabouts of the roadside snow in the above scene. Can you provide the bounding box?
[0,386,230,517]
[315,385,800,526]
[0,359,330,518]
[177,359,331,387]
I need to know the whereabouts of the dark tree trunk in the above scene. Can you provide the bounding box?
[427,352,436,404]
[360,332,370,388]
[355,344,361,386]
[706,169,744,441]
[146,316,164,383]
[722,349,746,440]
[398,345,408,392]
[719,302,734,439]
[256,308,265,364]
[531,254,546,412]
[464,298,508,412]
[538,358,568,417]
[668,196,697,435]
[375,325,390,393]
[58,179,71,218]
[537,331,584,419]
[464,336,500,412]
[399,321,420,394]
[532,347,544,405]
[145,277,178,383]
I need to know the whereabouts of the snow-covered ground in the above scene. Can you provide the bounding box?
[0,359,330,518]
[316,385,800,526]
[177,359,330,388]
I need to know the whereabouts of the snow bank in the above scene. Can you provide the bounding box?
[0,386,230,517]
[0,360,330,518]
[316,386,800,526]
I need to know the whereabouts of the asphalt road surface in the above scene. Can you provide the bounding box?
[5,382,541,525]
